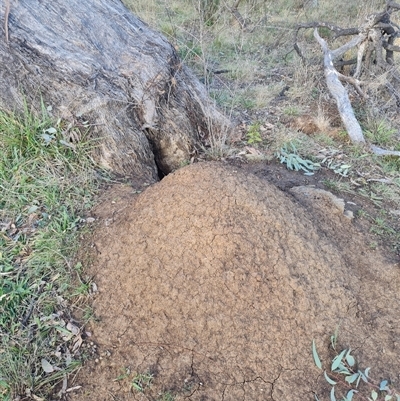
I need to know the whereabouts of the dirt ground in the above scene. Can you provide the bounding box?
[69,161,400,401]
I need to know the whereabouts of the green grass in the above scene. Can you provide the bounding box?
[364,120,398,146]
[0,106,99,399]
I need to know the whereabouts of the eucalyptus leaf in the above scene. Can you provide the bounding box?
[45,127,57,134]
[332,349,347,371]
[356,372,362,388]
[371,390,378,401]
[312,340,322,370]
[336,363,350,374]
[41,358,54,373]
[27,205,39,214]
[346,390,358,401]
[345,350,355,367]
[380,380,389,391]
[345,373,360,384]
[359,370,368,383]
[330,386,336,401]
[41,133,54,144]
[324,371,337,385]
[385,396,393,401]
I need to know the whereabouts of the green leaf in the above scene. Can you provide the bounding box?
[345,350,355,367]
[44,127,57,134]
[331,386,336,401]
[324,371,337,385]
[371,390,378,401]
[41,358,54,373]
[365,367,371,378]
[332,349,347,371]
[385,396,393,401]
[356,372,362,388]
[312,340,322,370]
[346,373,360,384]
[346,390,358,401]
[359,370,368,383]
[336,363,350,375]
[132,383,143,392]
[380,380,389,391]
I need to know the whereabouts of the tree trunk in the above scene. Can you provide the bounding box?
[0,0,230,182]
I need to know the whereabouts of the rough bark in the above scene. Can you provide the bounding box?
[0,0,230,182]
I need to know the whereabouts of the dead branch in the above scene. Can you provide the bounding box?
[228,0,247,30]
[370,145,400,156]
[296,21,359,39]
[293,22,359,60]
[294,1,400,157]
[314,28,400,157]
[313,28,365,144]
[337,72,366,98]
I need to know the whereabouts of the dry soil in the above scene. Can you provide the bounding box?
[70,161,400,401]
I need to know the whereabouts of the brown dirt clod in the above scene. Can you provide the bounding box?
[71,162,400,401]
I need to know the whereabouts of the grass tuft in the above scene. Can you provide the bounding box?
[0,106,99,399]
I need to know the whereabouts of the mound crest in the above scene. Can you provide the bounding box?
[74,162,400,401]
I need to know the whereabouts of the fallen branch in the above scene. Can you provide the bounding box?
[370,145,400,156]
[314,28,400,157]
[314,28,365,144]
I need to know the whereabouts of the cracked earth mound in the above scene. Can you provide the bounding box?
[74,162,400,401]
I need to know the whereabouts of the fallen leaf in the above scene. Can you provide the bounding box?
[72,335,83,353]
[67,322,80,335]
[41,358,54,373]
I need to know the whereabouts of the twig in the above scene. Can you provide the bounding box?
[229,0,247,30]
[295,21,359,40]
[4,0,10,43]
[337,72,366,98]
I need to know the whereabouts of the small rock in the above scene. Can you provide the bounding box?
[343,210,354,220]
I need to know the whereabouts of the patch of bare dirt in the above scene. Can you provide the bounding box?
[70,161,400,401]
